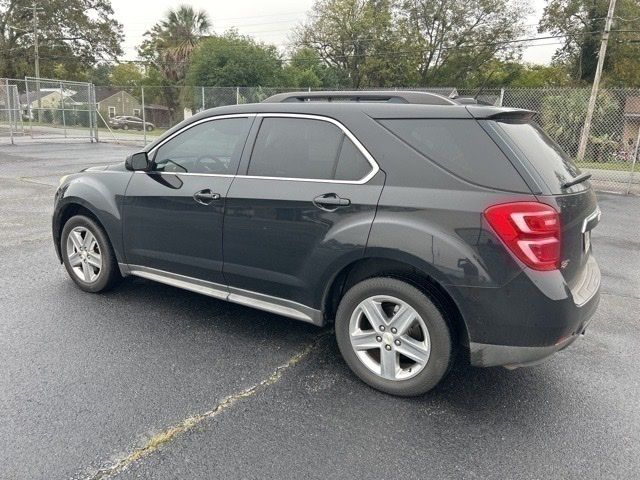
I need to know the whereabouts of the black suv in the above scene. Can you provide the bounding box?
[53,91,601,396]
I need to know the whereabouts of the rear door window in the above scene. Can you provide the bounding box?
[248,117,373,181]
[494,121,584,193]
[378,119,529,192]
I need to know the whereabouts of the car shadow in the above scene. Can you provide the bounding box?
[86,275,567,419]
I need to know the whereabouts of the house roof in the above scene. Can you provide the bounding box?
[19,90,58,105]
[19,89,82,106]
[93,89,140,103]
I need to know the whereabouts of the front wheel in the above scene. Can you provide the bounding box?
[335,277,453,396]
[61,215,121,293]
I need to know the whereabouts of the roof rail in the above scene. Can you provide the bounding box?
[262,90,458,106]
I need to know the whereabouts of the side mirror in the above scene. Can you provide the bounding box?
[125,152,150,171]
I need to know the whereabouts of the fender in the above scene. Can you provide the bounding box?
[52,171,132,264]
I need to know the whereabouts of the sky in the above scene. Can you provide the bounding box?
[110,0,559,66]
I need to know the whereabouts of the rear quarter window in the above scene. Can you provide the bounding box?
[493,121,584,194]
[378,119,529,192]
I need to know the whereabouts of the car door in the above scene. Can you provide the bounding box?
[123,115,254,285]
[222,114,385,311]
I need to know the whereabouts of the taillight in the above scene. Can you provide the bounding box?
[483,202,561,271]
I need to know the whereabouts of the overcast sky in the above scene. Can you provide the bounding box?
[110,0,558,66]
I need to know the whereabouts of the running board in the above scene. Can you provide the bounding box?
[121,264,324,326]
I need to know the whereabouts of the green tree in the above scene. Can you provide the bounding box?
[0,0,123,79]
[109,63,144,87]
[138,4,211,84]
[540,89,619,159]
[295,0,416,88]
[400,0,531,86]
[297,0,531,88]
[281,47,348,88]
[186,32,283,87]
[540,0,640,86]
[462,60,572,88]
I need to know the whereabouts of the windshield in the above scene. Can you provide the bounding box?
[495,121,585,193]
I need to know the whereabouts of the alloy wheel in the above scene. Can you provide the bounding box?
[66,226,102,283]
[349,295,431,381]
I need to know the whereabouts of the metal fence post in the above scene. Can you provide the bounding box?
[60,81,67,138]
[92,84,99,143]
[141,85,147,145]
[202,86,205,111]
[236,86,240,105]
[25,80,33,138]
[625,123,640,195]
[6,78,14,145]
[499,88,505,107]
[87,84,93,142]
[16,86,24,135]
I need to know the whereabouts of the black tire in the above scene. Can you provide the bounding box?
[146,125,153,131]
[60,215,122,293]
[122,124,129,130]
[335,277,453,397]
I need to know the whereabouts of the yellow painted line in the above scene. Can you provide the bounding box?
[87,333,328,479]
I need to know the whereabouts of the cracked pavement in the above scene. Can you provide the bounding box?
[0,142,639,479]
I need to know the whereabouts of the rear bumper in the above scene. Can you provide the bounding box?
[470,329,583,368]
[456,256,601,367]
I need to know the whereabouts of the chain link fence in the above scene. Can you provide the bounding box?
[1,79,638,194]
[0,77,98,143]
[501,88,640,195]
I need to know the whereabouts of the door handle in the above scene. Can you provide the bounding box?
[193,189,221,205]
[313,193,351,210]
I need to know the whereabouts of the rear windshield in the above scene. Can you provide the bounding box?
[494,121,584,193]
[378,119,529,192]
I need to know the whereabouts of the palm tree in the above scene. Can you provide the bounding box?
[140,5,211,83]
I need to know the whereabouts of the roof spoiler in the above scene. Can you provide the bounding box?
[262,90,457,106]
[466,106,537,122]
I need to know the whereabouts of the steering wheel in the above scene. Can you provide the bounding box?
[195,156,227,173]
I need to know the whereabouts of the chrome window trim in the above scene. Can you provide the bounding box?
[122,264,324,326]
[141,112,380,184]
[147,113,257,159]
[244,113,379,185]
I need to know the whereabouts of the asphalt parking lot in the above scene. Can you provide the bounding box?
[1,141,639,479]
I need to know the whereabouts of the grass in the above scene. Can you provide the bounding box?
[576,161,638,173]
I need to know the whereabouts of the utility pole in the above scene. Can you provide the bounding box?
[32,2,42,123]
[32,2,39,79]
[576,0,617,162]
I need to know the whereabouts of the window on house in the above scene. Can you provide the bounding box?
[133,108,141,117]
[108,106,116,118]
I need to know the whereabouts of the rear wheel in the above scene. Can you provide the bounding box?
[122,124,129,130]
[146,124,153,131]
[335,277,453,396]
[61,215,121,293]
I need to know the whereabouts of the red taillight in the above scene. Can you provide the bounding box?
[483,202,561,271]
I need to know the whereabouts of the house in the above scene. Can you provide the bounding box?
[95,89,142,119]
[19,89,81,119]
[623,96,640,150]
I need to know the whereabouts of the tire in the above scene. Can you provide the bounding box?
[60,215,122,293]
[146,125,153,131]
[122,124,129,130]
[335,277,453,396]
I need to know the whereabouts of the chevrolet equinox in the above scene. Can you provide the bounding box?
[52,91,601,396]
